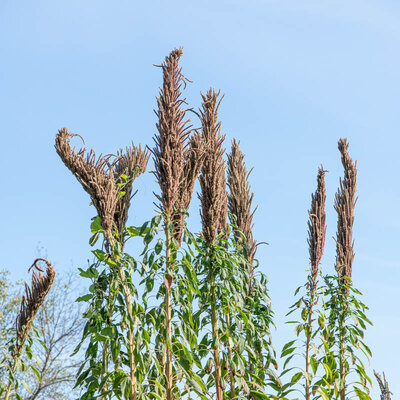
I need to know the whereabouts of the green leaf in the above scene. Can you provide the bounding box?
[127,226,140,237]
[282,340,296,353]
[295,323,304,336]
[76,294,93,302]
[101,327,115,338]
[90,216,103,233]
[89,232,100,246]
[31,365,41,382]
[281,346,296,357]
[310,356,318,374]
[144,230,155,246]
[92,249,106,261]
[301,307,308,321]
[249,391,269,399]
[155,239,163,255]
[291,371,302,384]
[21,380,31,393]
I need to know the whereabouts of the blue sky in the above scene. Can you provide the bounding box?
[1,0,399,396]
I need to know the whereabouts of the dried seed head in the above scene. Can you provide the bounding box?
[335,138,357,286]
[114,143,150,234]
[172,131,206,244]
[14,259,55,358]
[227,139,257,265]
[198,88,228,245]
[55,128,148,238]
[374,370,392,400]
[55,128,119,237]
[307,166,327,287]
[152,48,204,243]
[152,47,191,216]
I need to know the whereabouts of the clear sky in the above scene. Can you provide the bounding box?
[1,0,399,396]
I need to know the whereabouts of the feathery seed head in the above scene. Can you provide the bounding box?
[307,166,327,287]
[172,131,206,243]
[14,259,55,358]
[152,48,203,244]
[55,128,119,237]
[55,128,148,238]
[152,47,191,217]
[199,88,228,245]
[335,138,357,286]
[227,139,257,265]
[114,143,150,234]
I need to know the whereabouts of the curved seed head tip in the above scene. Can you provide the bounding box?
[14,259,55,358]
[55,127,119,236]
[55,128,147,237]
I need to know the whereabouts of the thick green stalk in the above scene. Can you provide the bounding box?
[100,235,114,400]
[305,292,315,400]
[164,222,173,400]
[226,312,236,399]
[210,269,223,400]
[101,276,116,399]
[106,234,137,400]
[119,265,137,400]
[101,297,110,397]
[4,360,17,400]
[339,303,346,400]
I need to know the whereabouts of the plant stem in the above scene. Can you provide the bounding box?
[165,221,173,400]
[210,268,223,400]
[118,265,137,400]
[101,280,115,399]
[226,311,236,399]
[305,292,315,400]
[107,234,137,400]
[5,359,18,400]
[339,301,346,400]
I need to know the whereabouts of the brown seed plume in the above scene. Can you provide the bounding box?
[334,138,357,283]
[374,370,392,400]
[307,166,327,287]
[152,48,203,243]
[55,128,119,237]
[172,131,205,243]
[152,47,191,216]
[14,259,55,357]
[114,144,150,234]
[198,89,228,245]
[55,128,148,238]
[227,139,257,266]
